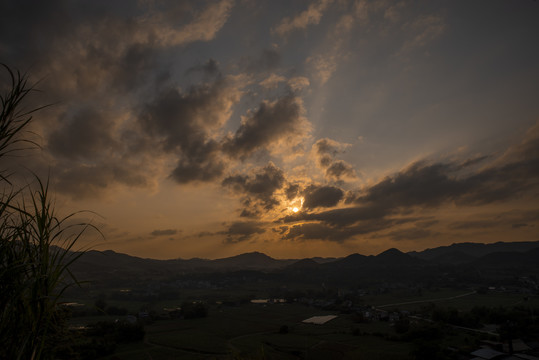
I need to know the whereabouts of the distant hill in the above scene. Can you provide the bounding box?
[69,240,539,285]
[211,251,291,270]
[310,257,339,264]
[326,248,421,270]
[429,250,477,265]
[374,248,421,266]
[70,249,169,277]
[408,241,539,262]
[329,253,368,269]
[470,247,539,269]
[285,258,320,270]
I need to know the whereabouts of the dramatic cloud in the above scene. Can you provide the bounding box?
[313,138,357,181]
[285,183,300,201]
[302,185,344,209]
[222,162,286,217]
[140,77,240,183]
[279,123,539,243]
[223,94,309,159]
[326,161,357,181]
[284,223,336,242]
[46,107,160,198]
[358,133,539,211]
[313,138,346,160]
[280,205,389,228]
[0,0,242,198]
[358,161,463,208]
[2,0,538,258]
[0,1,234,97]
[282,216,418,243]
[221,221,266,243]
[356,148,539,210]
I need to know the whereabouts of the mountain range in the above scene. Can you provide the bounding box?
[69,240,539,282]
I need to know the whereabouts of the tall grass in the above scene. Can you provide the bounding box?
[0,65,92,359]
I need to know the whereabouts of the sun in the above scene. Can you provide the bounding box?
[288,197,303,213]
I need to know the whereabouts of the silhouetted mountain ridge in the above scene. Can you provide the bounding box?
[285,258,320,270]
[69,240,539,282]
[212,251,283,269]
[408,240,539,261]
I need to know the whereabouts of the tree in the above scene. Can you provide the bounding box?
[0,65,94,359]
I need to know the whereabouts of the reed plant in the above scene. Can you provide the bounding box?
[0,65,92,359]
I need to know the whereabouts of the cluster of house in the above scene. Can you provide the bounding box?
[468,339,539,360]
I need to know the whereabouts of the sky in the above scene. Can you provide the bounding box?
[1,0,538,260]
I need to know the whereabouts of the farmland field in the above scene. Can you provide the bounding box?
[98,302,417,360]
[68,287,538,359]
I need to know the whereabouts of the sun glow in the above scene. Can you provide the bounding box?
[288,197,303,213]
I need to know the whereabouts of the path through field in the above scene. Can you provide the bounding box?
[375,291,477,308]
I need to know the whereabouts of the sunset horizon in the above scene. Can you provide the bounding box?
[2,0,538,260]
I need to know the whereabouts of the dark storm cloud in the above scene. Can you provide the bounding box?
[220,221,266,243]
[223,94,305,158]
[151,229,178,237]
[222,162,286,215]
[302,185,344,209]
